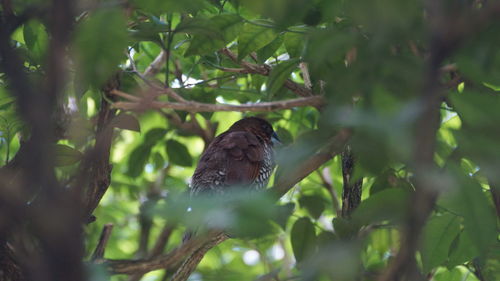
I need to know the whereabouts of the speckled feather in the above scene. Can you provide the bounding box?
[190,117,277,195]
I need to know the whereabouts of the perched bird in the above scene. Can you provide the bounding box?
[190,117,280,195]
[183,117,280,242]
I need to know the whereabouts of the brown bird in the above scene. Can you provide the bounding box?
[190,117,280,194]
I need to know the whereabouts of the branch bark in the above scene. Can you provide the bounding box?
[91,224,114,262]
[377,2,457,280]
[110,89,325,112]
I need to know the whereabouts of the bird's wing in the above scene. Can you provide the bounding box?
[218,131,263,187]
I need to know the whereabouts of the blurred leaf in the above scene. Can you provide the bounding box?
[267,58,299,97]
[129,21,167,43]
[143,128,168,146]
[420,213,461,273]
[54,144,83,166]
[273,202,295,230]
[152,152,165,170]
[238,22,277,60]
[291,217,317,263]
[185,14,242,56]
[130,0,211,14]
[369,169,399,195]
[317,231,337,246]
[23,20,48,64]
[299,194,326,219]
[352,189,410,226]
[276,126,293,145]
[74,9,128,87]
[256,35,284,63]
[447,231,480,268]
[482,244,500,281]
[166,139,193,167]
[127,144,152,177]
[439,165,497,257]
[332,217,359,239]
[433,268,471,281]
[284,31,304,58]
[111,113,141,132]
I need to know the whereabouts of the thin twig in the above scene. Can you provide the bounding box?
[91,224,114,262]
[219,48,313,97]
[144,50,168,77]
[317,167,341,217]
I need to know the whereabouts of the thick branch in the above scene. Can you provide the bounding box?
[378,2,454,280]
[80,79,118,222]
[104,231,225,275]
[169,233,228,281]
[271,129,352,198]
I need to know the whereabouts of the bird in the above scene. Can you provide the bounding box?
[183,117,280,242]
[190,116,281,195]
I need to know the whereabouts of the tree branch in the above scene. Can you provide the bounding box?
[169,233,228,281]
[144,50,168,77]
[378,2,456,280]
[318,167,341,217]
[271,129,352,198]
[79,78,118,223]
[110,89,325,112]
[104,231,225,275]
[91,224,114,262]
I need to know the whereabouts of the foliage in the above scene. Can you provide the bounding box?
[0,0,499,281]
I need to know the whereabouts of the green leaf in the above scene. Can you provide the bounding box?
[439,165,497,256]
[317,231,337,246]
[127,145,152,177]
[175,17,221,37]
[166,139,193,167]
[54,144,83,166]
[256,35,284,63]
[332,217,360,239]
[111,113,141,132]
[213,14,243,43]
[74,9,128,87]
[267,58,299,97]
[298,194,326,219]
[284,32,304,58]
[352,189,410,226]
[276,126,293,145]
[420,213,461,273]
[238,22,277,60]
[369,169,399,195]
[184,15,242,57]
[291,217,317,263]
[447,231,480,268]
[143,128,168,146]
[129,21,167,43]
[23,20,48,64]
[130,0,211,14]
[273,202,295,230]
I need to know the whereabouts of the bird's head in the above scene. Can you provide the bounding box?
[229,117,281,145]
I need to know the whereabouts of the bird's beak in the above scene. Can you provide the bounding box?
[271,131,281,145]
